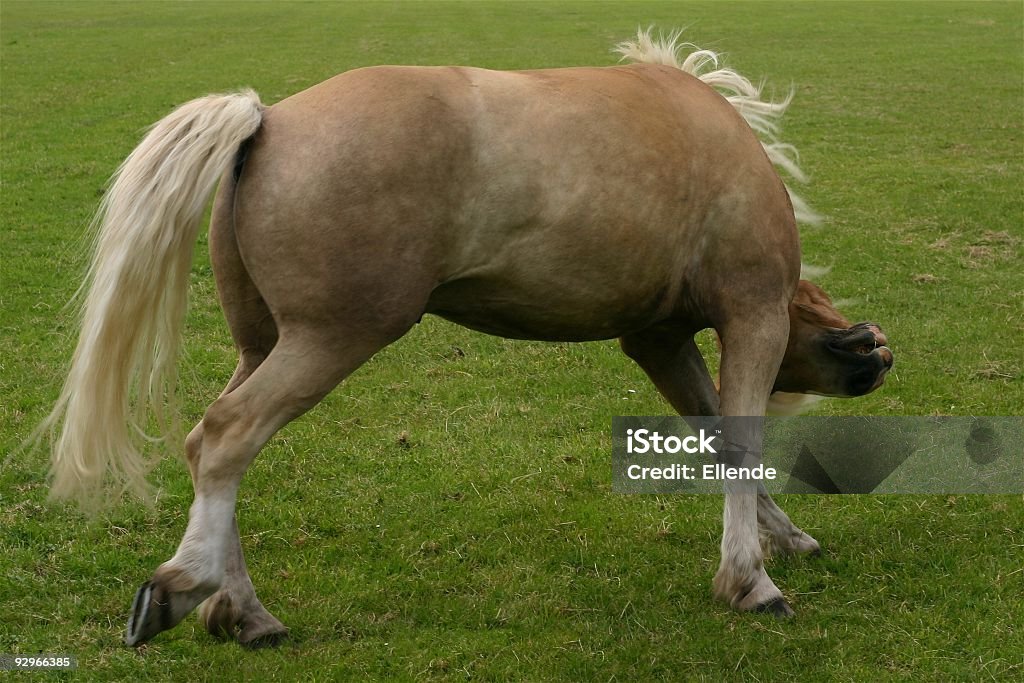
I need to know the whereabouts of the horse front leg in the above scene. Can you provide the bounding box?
[620,329,820,566]
[713,307,794,616]
[619,327,719,419]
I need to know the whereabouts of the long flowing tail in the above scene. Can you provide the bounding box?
[614,28,822,230]
[39,91,264,508]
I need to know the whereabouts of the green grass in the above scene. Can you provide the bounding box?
[2,1,1022,680]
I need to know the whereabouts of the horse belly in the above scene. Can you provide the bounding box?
[427,270,674,342]
[426,189,698,342]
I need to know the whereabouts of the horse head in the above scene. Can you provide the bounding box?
[775,280,894,398]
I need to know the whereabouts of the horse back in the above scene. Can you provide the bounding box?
[233,63,798,340]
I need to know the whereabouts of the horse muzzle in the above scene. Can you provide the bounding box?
[827,322,894,395]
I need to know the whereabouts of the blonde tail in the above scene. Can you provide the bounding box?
[40,90,264,508]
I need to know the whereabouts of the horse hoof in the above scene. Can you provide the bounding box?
[125,574,217,646]
[794,532,822,557]
[198,590,241,641]
[239,623,289,649]
[125,581,170,646]
[755,597,795,619]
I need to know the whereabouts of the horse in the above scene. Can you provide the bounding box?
[40,30,893,647]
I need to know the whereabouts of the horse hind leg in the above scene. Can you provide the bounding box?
[181,414,288,648]
[756,486,821,558]
[124,176,421,645]
[186,180,288,647]
[197,518,288,648]
[125,329,387,646]
[184,372,290,647]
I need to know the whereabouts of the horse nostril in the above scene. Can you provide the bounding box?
[879,347,894,368]
[866,324,889,348]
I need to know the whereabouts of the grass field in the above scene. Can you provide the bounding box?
[2,1,1022,680]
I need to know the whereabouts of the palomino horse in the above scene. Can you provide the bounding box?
[42,31,892,646]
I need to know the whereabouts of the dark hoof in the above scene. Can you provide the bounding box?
[755,597,795,619]
[200,591,241,641]
[126,581,172,646]
[199,590,289,648]
[125,576,215,646]
[239,628,289,650]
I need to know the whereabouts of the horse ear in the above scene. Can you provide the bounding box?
[791,280,852,329]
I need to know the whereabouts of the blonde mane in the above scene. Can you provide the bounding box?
[614,28,822,229]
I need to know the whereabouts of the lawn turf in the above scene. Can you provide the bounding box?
[1,2,1022,680]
